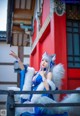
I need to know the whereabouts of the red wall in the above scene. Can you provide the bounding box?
[31,1,68,91]
[32,0,50,43]
[30,1,80,100]
[68,80,80,90]
[54,13,67,90]
[39,23,51,54]
[68,69,80,89]
[31,0,51,70]
[41,0,50,26]
[30,45,40,71]
[30,23,51,71]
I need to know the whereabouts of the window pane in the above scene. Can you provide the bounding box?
[73,28,78,32]
[74,63,80,68]
[68,56,73,61]
[68,63,74,67]
[67,22,72,26]
[67,33,73,55]
[73,22,78,27]
[75,57,80,62]
[67,27,72,32]
[68,62,80,68]
[73,34,79,55]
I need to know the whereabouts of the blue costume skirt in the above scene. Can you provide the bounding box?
[20,106,68,116]
[21,111,68,116]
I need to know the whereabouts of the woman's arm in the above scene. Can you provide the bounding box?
[9,50,24,70]
[47,72,53,80]
[44,72,53,90]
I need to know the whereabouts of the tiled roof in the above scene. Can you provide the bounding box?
[0,31,6,41]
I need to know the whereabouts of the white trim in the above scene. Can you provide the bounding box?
[31,14,51,54]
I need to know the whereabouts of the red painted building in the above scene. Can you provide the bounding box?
[6,0,80,91]
[30,0,80,91]
[0,0,80,112]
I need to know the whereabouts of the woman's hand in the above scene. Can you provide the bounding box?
[9,50,24,70]
[9,50,18,60]
[39,70,47,82]
[39,70,46,78]
[40,70,50,90]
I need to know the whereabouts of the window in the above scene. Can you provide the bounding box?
[67,4,80,68]
[67,20,80,68]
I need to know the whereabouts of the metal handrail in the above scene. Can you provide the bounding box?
[0,89,80,94]
[0,89,80,116]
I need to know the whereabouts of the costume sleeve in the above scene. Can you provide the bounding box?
[20,65,28,90]
[47,79,56,90]
[20,67,35,100]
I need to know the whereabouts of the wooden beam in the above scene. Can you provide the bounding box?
[14,9,33,15]
[12,25,24,32]
[32,0,35,11]
[13,13,32,19]
[13,20,31,25]
[17,46,24,86]
[13,17,32,21]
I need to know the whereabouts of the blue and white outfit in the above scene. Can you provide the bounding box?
[15,67,56,116]
[16,53,64,116]
[20,68,56,101]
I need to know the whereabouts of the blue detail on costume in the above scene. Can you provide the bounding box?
[20,65,27,91]
[21,111,68,116]
[50,61,55,69]
[32,73,43,89]
[20,65,28,103]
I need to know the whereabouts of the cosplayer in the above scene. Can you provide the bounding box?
[9,51,80,116]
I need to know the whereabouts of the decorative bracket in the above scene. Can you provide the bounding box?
[50,0,65,16]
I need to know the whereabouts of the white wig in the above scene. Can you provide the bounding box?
[40,52,56,72]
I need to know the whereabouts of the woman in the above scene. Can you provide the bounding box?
[10,51,56,100]
[9,51,65,116]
